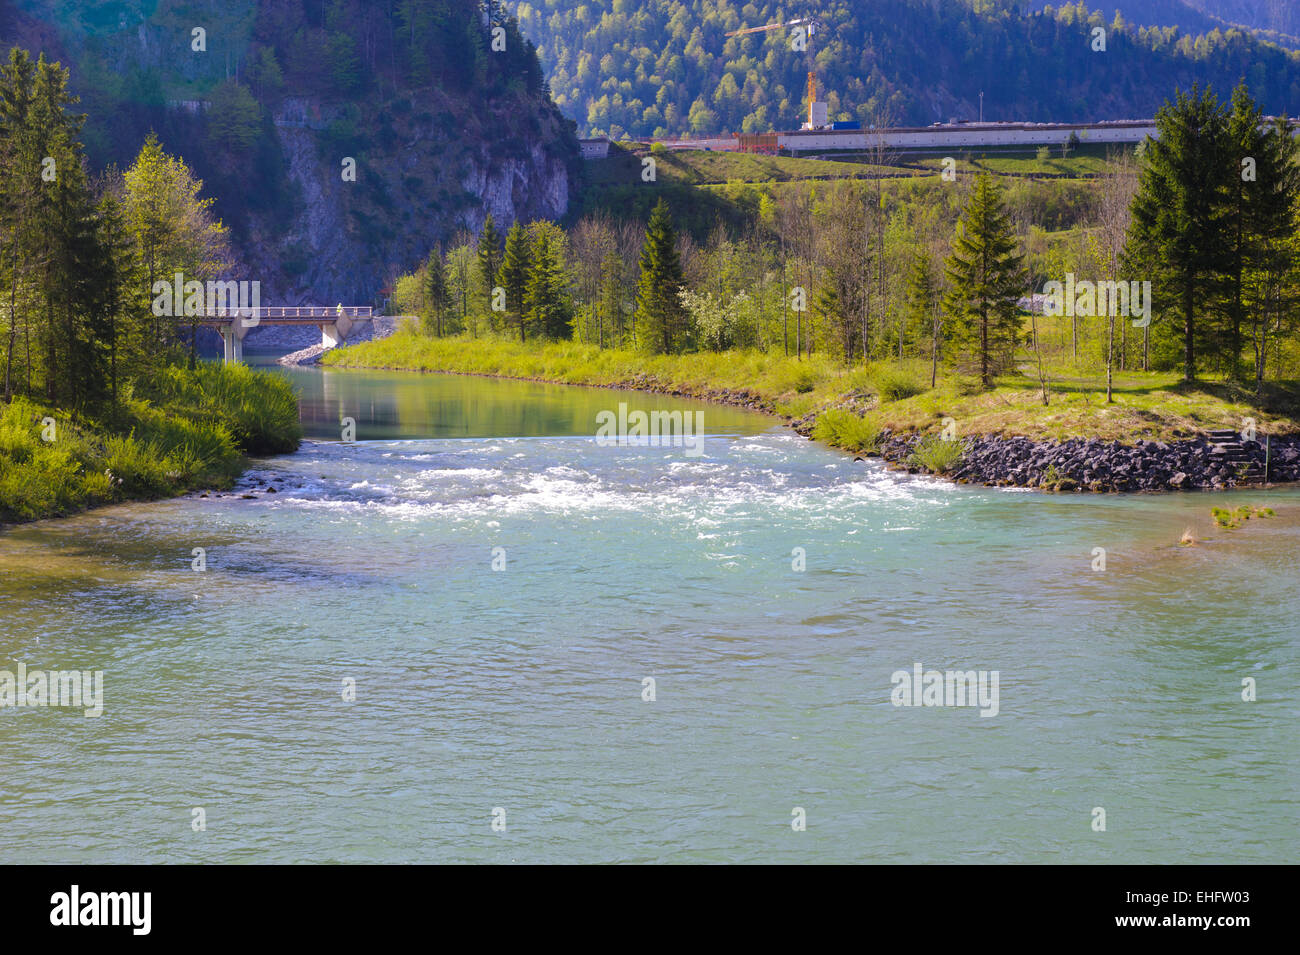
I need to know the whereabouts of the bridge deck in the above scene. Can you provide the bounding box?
[190,306,373,326]
[188,306,375,362]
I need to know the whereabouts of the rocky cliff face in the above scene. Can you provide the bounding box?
[241,95,576,306]
[459,140,571,237]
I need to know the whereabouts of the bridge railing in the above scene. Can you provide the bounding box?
[185,306,374,321]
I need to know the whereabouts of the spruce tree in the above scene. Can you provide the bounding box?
[0,47,39,401]
[526,229,570,339]
[942,174,1025,389]
[422,246,451,337]
[906,252,941,387]
[1225,86,1300,388]
[598,248,623,348]
[633,199,687,354]
[1223,84,1263,377]
[1125,85,1233,383]
[498,221,531,342]
[477,213,501,296]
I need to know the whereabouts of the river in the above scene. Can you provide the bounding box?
[1,364,1297,863]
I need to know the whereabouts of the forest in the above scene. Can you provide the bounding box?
[513,0,1300,138]
[0,45,299,522]
[390,83,1300,395]
[0,0,576,299]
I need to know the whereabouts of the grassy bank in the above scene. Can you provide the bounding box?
[0,363,301,524]
[323,331,1300,448]
[322,330,851,418]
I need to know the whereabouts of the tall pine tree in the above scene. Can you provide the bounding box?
[498,221,531,342]
[633,199,687,354]
[942,174,1025,389]
[905,252,941,387]
[1124,85,1233,383]
[526,227,570,340]
[422,246,451,337]
[477,213,501,298]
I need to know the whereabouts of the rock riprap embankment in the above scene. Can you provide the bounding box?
[864,431,1300,491]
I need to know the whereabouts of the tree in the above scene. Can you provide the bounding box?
[1095,148,1139,390]
[477,213,501,294]
[0,49,117,408]
[905,252,940,387]
[1124,85,1233,383]
[445,242,476,337]
[498,221,531,342]
[817,184,871,361]
[422,246,451,337]
[942,173,1026,389]
[0,47,38,401]
[633,199,688,354]
[206,81,261,155]
[526,226,571,340]
[121,132,231,366]
[1224,85,1300,389]
[1244,118,1300,390]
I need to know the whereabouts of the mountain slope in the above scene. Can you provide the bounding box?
[2,0,581,303]
[513,0,1300,138]
[1188,1,1300,36]
[1029,2,1300,49]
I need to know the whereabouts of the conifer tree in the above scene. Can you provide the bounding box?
[906,252,941,387]
[942,173,1025,389]
[477,213,501,295]
[0,47,39,401]
[422,246,451,337]
[598,248,624,348]
[499,221,531,342]
[1124,85,1233,383]
[633,199,687,354]
[1224,85,1300,388]
[526,229,570,339]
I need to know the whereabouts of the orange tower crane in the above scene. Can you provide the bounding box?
[724,17,825,130]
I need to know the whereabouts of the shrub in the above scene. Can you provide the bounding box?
[812,408,882,453]
[783,365,818,394]
[872,364,927,402]
[139,363,301,455]
[909,434,965,473]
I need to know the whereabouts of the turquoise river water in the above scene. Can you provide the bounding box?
[1,365,1297,863]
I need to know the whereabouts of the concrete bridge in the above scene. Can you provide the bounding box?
[192,306,374,363]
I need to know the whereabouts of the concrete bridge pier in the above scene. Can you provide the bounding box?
[195,307,373,364]
[319,312,354,349]
[218,322,251,364]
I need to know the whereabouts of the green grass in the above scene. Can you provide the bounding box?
[592,144,1127,189]
[0,364,301,525]
[323,331,853,420]
[1211,506,1238,528]
[1209,504,1280,529]
[870,362,930,402]
[589,144,909,187]
[868,367,1300,443]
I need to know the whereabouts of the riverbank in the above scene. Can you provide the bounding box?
[0,364,301,525]
[322,331,1300,491]
[277,315,404,367]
